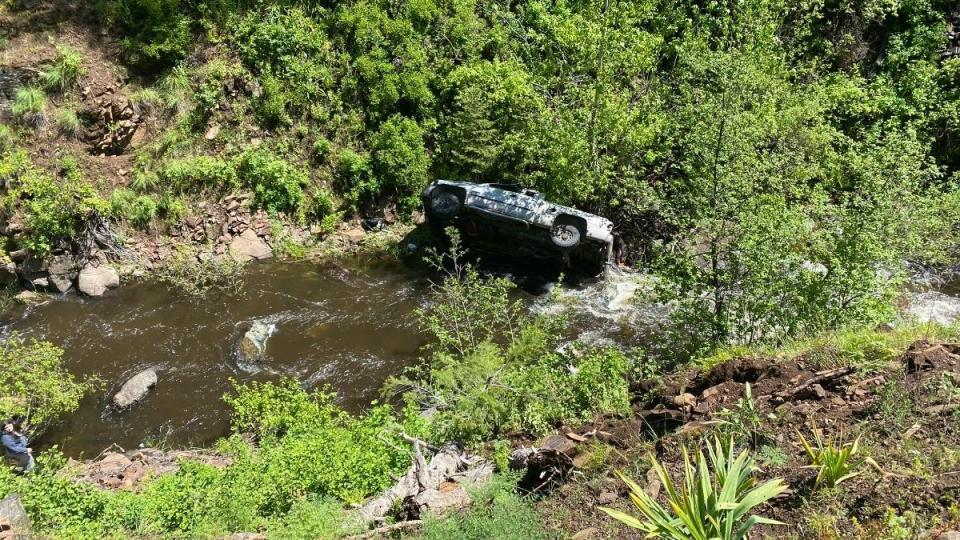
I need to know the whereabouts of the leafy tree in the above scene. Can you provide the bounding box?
[0,335,97,437]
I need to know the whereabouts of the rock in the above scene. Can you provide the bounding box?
[238,320,276,367]
[340,226,365,243]
[672,392,697,409]
[30,276,49,288]
[13,290,40,304]
[541,433,577,454]
[78,264,120,296]
[938,532,960,540]
[113,369,158,408]
[224,534,266,540]
[595,491,617,505]
[0,495,29,536]
[572,528,599,540]
[228,229,273,261]
[90,452,133,477]
[48,254,78,293]
[204,124,220,140]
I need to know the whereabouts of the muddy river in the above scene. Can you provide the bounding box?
[1,258,434,457]
[18,252,943,459]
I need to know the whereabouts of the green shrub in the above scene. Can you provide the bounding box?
[99,0,193,69]
[159,155,237,193]
[11,87,46,127]
[4,166,100,255]
[391,233,632,443]
[158,192,187,225]
[40,44,85,92]
[130,195,158,228]
[602,438,788,540]
[155,247,245,297]
[336,148,375,211]
[56,108,81,138]
[0,335,98,437]
[234,149,307,217]
[370,114,431,214]
[130,87,164,115]
[267,496,351,540]
[415,473,550,539]
[108,188,137,218]
[0,124,15,152]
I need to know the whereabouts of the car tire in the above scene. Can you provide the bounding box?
[430,191,462,218]
[550,222,581,248]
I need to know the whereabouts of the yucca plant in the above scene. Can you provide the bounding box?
[601,437,788,540]
[797,424,873,490]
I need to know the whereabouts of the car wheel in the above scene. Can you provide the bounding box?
[550,223,581,248]
[430,191,462,218]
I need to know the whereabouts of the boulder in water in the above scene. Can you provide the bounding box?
[238,321,275,365]
[78,264,120,296]
[113,369,158,408]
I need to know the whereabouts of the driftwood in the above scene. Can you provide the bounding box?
[353,437,492,530]
[773,366,855,403]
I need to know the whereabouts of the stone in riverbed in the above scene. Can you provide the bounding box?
[238,321,275,369]
[113,369,158,408]
[228,229,272,262]
[78,264,120,296]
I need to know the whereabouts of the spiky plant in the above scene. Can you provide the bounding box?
[11,87,47,128]
[601,437,788,540]
[40,44,85,92]
[797,425,873,490]
[56,108,81,139]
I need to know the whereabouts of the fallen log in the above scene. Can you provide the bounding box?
[347,520,423,539]
[772,366,854,403]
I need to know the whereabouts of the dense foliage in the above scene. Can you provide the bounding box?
[0,335,96,437]
[73,0,960,352]
[389,232,634,444]
[0,379,426,538]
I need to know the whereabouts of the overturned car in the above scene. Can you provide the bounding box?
[421,180,615,273]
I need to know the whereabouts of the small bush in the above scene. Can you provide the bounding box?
[0,334,98,436]
[370,114,430,214]
[5,166,100,255]
[234,149,307,217]
[130,195,158,228]
[416,473,550,539]
[56,108,81,138]
[797,424,872,490]
[11,87,47,127]
[159,155,237,193]
[130,88,164,115]
[0,124,14,152]
[602,438,788,540]
[40,44,85,92]
[155,248,245,297]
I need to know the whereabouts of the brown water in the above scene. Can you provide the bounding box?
[1,258,430,458]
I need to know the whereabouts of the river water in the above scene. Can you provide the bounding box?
[1,258,431,457]
[12,252,953,459]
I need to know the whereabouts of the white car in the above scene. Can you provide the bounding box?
[421,180,615,272]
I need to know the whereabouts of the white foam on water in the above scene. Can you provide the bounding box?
[907,291,960,326]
